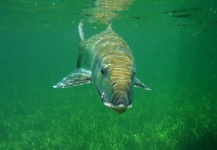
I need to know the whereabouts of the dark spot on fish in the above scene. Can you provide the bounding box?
[112,81,116,86]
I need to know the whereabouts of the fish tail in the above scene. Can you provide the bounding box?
[78,21,85,41]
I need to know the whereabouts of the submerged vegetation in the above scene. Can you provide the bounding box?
[0,89,216,150]
[0,1,216,150]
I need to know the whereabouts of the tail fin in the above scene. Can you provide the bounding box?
[78,21,85,41]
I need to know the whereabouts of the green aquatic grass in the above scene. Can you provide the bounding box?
[0,90,216,150]
[0,1,216,149]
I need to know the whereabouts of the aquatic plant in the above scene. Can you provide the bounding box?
[0,91,216,149]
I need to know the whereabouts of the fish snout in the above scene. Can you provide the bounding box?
[115,98,128,106]
[113,91,129,106]
[103,91,132,114]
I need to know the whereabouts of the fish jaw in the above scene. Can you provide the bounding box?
[103,101,132,114]
[101,91,132,114]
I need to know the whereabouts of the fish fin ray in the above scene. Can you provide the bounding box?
[134,78,151,90]
[53,68,91,88]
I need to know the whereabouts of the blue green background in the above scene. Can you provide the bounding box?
[0,0,216,149]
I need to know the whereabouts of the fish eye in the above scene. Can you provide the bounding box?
[101,68,106,75]
[101,66,107,75]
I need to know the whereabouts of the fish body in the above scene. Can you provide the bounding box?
[53,22,151,114]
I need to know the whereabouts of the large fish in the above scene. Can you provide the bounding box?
[53,22,151,114]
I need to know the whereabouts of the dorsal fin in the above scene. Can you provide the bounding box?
[106,20,112,30]
[78,21,85,41]
[77,21,85,68]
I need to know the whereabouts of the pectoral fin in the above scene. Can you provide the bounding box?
[134,78,151,90]
[53,68,91,88]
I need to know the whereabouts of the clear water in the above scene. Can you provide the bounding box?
[0,0,217,149]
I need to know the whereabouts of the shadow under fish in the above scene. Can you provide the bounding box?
[53,22,151,114]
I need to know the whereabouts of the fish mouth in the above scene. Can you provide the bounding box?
[103,102,132,114]
[103,91,132,114]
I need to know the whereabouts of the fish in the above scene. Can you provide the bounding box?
[53,21,151,114]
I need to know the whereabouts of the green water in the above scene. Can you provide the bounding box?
[0,0,217,149]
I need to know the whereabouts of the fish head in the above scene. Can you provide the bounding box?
[92,55,135,114]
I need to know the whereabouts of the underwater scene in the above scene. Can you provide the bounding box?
[0,0,217,149]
